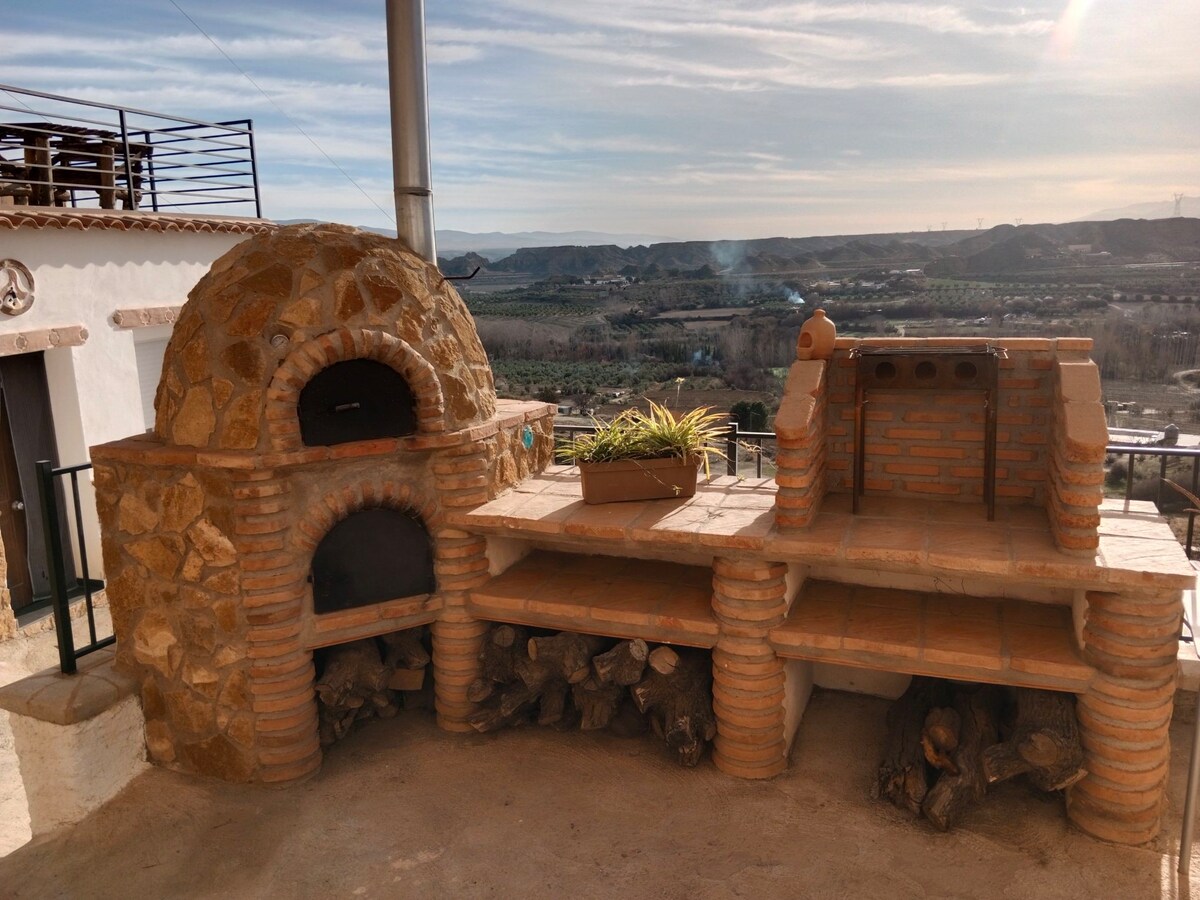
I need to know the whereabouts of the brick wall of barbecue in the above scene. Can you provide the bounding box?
[823,349,1052,503]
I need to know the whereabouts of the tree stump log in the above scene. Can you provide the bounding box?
[631,647,715,766]
[315,639,393,747]
[921,685,1001,831]
[875,677,954,815]
[593,639,649,686]
[983,688,1086,792]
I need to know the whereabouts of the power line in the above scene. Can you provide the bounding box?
[2,89,38,114]
[167,0,395,223]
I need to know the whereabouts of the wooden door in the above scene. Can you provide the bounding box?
[0,352,70,613]
[0,387,32,610]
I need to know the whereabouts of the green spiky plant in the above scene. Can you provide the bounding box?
[559,402,728,477]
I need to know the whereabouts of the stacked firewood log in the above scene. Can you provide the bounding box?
[874,677,1086,831]
[314,626,432,747]
[468,625,717,767]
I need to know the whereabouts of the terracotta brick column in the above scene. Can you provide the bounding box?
[431,528,490,732]
[235,469,321,784]
[774,361,828,530]
[710,557,789,778]
[1067,589,1182,844]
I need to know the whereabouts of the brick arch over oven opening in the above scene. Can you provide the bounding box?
[293,479,445,562]
[266,327,446,452]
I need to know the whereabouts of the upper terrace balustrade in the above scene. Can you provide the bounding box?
[0,84,260,217]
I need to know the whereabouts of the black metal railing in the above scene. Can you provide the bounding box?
[553,420,1200,557]
[1108,442,1200,558]
[35,460,110,675]
[1,84,260,217]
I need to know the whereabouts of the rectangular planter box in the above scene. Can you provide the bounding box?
[577,456,700,504]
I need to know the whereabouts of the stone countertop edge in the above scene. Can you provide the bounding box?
[0,648,139,726]
[451,476,1197,592]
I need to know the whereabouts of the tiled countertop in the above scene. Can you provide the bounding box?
[450,467,1195,592]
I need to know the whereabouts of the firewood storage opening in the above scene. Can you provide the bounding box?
[310,508,435,614]
[468,623,717,768]
[314,626,433,747]
[875,676,1084,832]
[298,359,418,447]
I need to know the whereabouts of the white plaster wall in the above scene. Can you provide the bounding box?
[0,227,252,580]
[0,228,248,452]
[7,694,148,837]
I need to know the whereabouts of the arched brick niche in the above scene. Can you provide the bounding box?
[266,327,446,452]
[292,477,444,622]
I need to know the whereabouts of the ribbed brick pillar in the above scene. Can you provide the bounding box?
[1067,589,1182,844]
[235,469,321,784]
[431,528,490,732]
[710,557,789,779]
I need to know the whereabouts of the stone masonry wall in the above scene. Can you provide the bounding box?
[93,458,256,779]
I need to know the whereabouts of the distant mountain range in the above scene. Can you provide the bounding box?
[437,218,1200,279]
[277,221,677,260]
[1076,198,1199,222]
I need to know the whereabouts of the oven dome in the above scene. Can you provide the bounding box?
[154,223,496,451]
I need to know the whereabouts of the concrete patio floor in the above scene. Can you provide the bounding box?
[3,688,1199,900]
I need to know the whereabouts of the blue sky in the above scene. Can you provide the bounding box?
[3,1,1197,240]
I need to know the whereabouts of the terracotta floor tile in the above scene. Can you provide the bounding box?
[628,504,712,546]
[772,515,848,557]
[536,467,589,494]
[854,585,922,611]
[562,502,645,540]
[923,614,1003,670]
[1004,600,1072,629]
[527,572,599,605]
[844,519,925,565]
[843,602,921,659]
[924,500,994,526]
[1098,513,1176,539]
[1006,622,1091,681]
[925,524,1011,575]
[502,493,579,534]
[924,594,1000,620]
[474,567,548,600]
[804,580,855,604]
[997,505,1052,531]
[821,492,854,515]
[567,554,631,578]
[781,599,848,650]
[653,587,716,633]
[1098,534,1193,579]
[854,496,932,521]
[463,491,529,528]
[695,506,774,550]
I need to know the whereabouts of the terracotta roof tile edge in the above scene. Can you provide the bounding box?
[0,209,275,235]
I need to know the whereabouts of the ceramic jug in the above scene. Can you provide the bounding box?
[796,308,836,360]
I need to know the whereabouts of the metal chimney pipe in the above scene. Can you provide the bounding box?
[386,0,436,262]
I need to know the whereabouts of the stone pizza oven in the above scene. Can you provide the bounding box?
[92,223,555,782]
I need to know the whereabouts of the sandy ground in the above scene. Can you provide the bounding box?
[2,687,1199,900]
[0,607,113,857]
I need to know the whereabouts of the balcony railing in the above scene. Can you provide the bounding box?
[0,84,261,217]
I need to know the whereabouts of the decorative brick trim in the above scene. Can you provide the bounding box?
[111,305,182,329]
[0,324,87,356]
[265,327,446,452]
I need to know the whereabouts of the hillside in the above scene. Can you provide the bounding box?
[440,218,1200,279]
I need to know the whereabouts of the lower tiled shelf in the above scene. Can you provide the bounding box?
[468,550,718,647]
[770,580,1095,692]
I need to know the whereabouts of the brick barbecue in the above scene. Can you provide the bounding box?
[93,224,1194,845]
